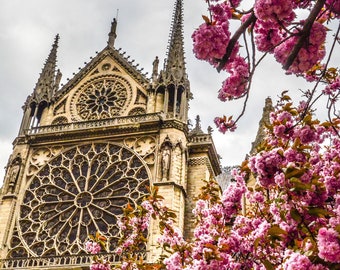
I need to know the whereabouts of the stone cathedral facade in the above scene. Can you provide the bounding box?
[0,1,220,269]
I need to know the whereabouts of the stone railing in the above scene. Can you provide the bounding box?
[26,113,161,135]
[1,253,107,268]
[0,252,146,269]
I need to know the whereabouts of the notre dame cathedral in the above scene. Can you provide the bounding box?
[0,0,221,269]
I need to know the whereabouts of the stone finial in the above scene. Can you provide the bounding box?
[190,115,204,134]
[152,56,159,80]
[108,18,118,48]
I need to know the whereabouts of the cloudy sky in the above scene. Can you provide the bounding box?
[0,1,337,185]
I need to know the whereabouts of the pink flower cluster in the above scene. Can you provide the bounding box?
[192,1,249,103]
[85,241,101,254]
[249,148,284,187]
[90,262,111,270]
[254,0,295,23]
[158,220,187,249]
[323,76,340,95]
[214,116,237,133]
[192,22,230,64]
[115,209,151,253]
[218,56,249,100]
[254,20,283,52]
[221,171,247,218]
[317,227,340,263]
[326,0,340,16]
[274,21,326,74]
[282,251,327,270]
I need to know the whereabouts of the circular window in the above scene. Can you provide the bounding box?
[71,76,132,121]
[18,143,150,257]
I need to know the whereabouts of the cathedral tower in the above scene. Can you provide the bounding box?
[0,1,220,268]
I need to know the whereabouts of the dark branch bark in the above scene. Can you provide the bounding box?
[217,12,257,72]
[283,0,326,70]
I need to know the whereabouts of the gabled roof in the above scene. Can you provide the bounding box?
[54,45,150,102]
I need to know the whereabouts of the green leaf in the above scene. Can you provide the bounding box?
[335,225,340,234]
[285,167,305,179]
[268,225,287,237]
[262,260,275,270]
[308,207,332,217]
[254,237,261,249]
[289,177,311,191]
[290,208,302,223]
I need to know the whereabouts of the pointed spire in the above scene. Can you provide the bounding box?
[250,97,274,155]
[164,0,187,83]
[108,18,118,48]
[33,34,60,103]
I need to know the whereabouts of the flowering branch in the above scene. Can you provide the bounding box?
[217,11,257,72]
[283,0,327,70]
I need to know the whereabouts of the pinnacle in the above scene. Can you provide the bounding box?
[32,34,60,103]
[164,0,187,83]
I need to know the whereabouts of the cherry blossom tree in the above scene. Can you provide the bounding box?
[86,0,340,269]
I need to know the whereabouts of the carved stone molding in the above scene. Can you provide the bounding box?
[188,157,208,167]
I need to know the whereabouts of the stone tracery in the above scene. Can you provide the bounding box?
[14,143,150,258]
[71,76,132,121]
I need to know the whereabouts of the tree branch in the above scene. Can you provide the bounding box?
[283,0,326,70]
[217,12,257,72]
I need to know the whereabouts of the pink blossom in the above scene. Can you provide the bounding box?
[323,76,340,95]
[282,251,315,269]
[254,0,295,23]
[90,262,111,270]
[141,200,154,213]
[274,22,326,74]
[249,149,284,187]
[218,56,249,100]
[192,22,230,64]
[164,252,183,269]
[210,2,232,22]
[326,0,340,16]
[317,227,340,263]
[85,241,101,254]
[214,116,237,133]
[254,20,284,52]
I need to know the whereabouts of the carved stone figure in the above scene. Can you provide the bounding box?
[6,157,21,194]
[152,56,159,78]
[161,145,171,181]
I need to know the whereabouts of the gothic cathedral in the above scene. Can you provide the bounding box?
[0,1,220,268]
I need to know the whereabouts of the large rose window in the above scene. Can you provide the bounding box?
[18,143,150,257]
[75,77,129,120]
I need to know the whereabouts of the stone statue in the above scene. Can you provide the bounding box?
[5,157,21,194]
[152,56,159,79]
[161,145,171,181]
